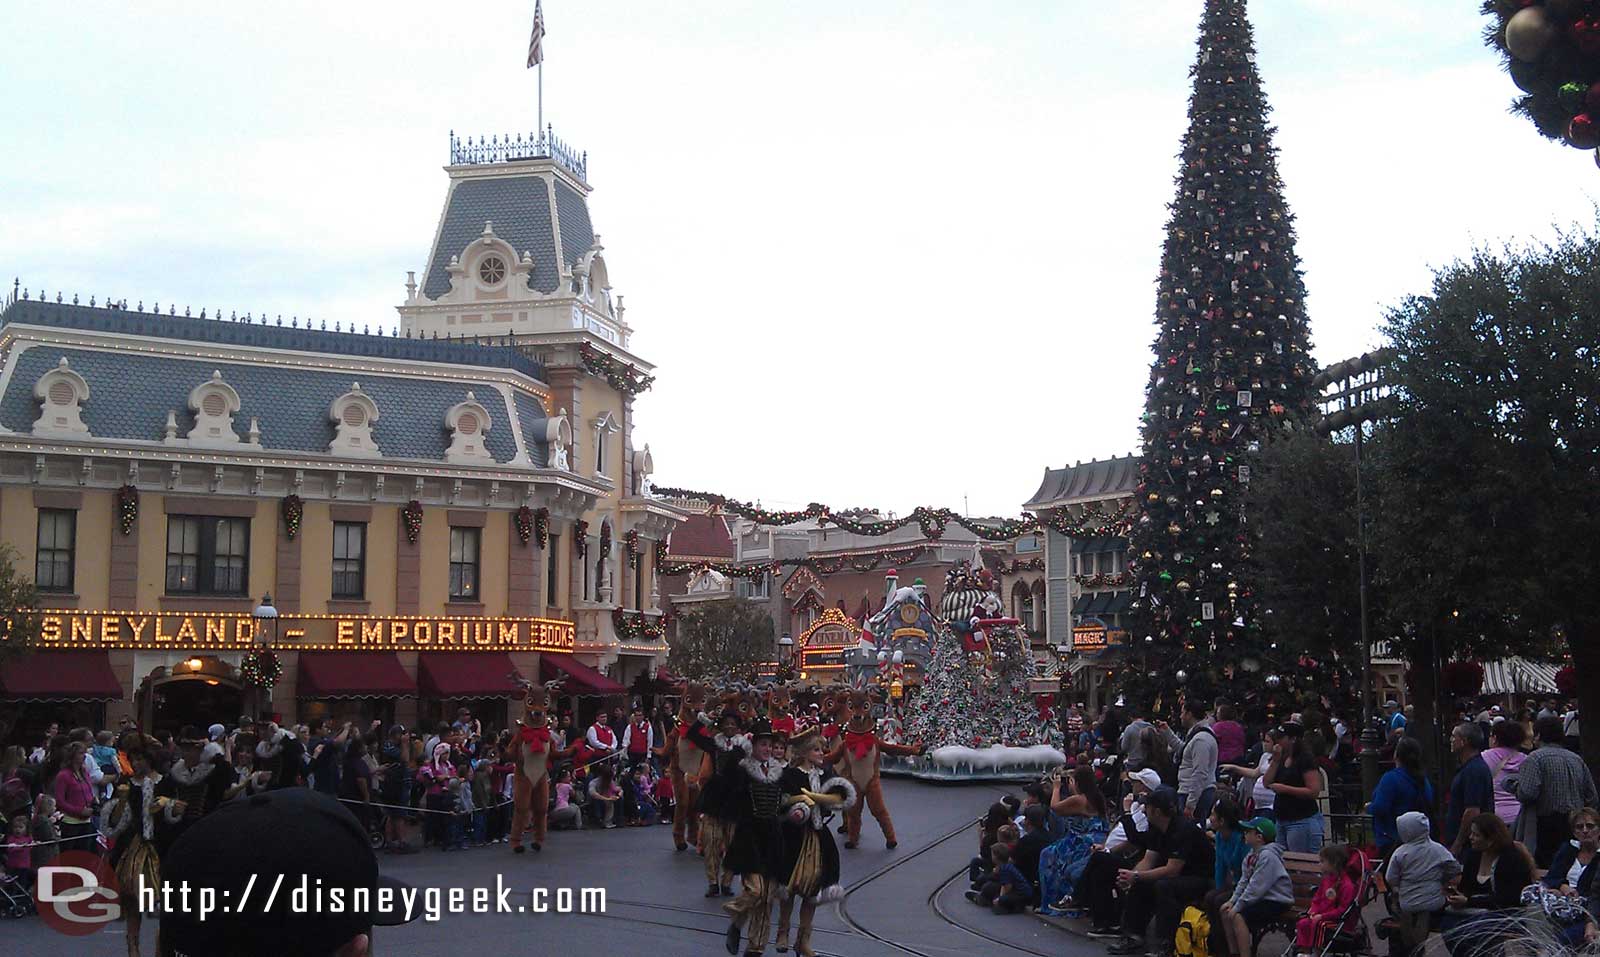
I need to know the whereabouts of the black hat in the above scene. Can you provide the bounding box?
[1276,721,1305,738]
[749,718,776,742]
[160,788,417,955]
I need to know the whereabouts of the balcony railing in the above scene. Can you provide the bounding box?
[448,126,587,183]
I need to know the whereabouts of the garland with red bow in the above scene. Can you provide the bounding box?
[613,608,671,642]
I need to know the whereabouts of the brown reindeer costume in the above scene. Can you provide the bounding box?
[508,679,579,852]
[824,689,921,849]
[653,681,711,851]
[765,683,797,743]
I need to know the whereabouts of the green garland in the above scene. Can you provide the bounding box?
[992,557,1046,576]
[613,607,670,642]
[651,487,1132,540]
[534,507,550,549]
[574,519,589,558]
[657,544,928,579]
[579,342,655,395]
[515,505,535,545]
[623,528,641,568]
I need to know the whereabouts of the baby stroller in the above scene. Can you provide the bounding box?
[1277,851,1376,957]
[0,871,35,919]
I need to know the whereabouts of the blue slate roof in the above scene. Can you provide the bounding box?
[552,180,596,274]
[0,345,550,466]
[422,175,582,299]
[0,299,545,381]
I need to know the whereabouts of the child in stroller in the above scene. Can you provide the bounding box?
[2,813,36,917]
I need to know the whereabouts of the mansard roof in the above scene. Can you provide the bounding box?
[1024,454,1140,509]
[420,174,595,300]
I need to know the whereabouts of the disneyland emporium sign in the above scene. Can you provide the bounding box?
[27,611,576,653]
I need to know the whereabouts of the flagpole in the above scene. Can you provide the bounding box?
[538,60,543,135]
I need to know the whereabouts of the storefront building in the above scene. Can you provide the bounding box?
[0,131,684,739]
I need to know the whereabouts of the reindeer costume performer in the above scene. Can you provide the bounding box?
[508,679,578,853]
[825,689,921,849]
[655,681,711,851]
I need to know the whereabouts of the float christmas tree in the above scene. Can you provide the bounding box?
[1126,0,1317,707]
[899,566,1064,780]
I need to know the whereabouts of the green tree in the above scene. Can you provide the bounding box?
[0,543,39,663]
[1371,227,1600,767]
[1126,0,1319,706]
[1246,427,1370,709]
[666,598,775,684]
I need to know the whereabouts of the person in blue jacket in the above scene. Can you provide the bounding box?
[1369,737,1433,860]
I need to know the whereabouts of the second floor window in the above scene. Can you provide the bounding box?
[449,527,481,600]
[547,534,560,607]
[332,522,366,599]
[35,509,76,593]
[166,516,249,595]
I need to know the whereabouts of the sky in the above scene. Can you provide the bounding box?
[2,1,1597,517]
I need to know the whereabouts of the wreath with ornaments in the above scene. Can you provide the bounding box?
[402,500,424,544]
[1486,0,1600,164]
[242,649,283,689]
[116,484,139,535]
[281,495,304,540]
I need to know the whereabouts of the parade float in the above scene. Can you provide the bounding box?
[884,564,1065,782]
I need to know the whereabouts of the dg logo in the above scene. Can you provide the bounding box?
[35,850,124,936]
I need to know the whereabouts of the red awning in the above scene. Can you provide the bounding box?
[0,651,124,701]
[541,654,627,697]
[297,652,415,699]
[417,653,520,698]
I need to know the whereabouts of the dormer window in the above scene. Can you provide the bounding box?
[478,255,507,286]
[329,383,381,458]
[185,371,243,449]
[444,392,496,464]
[31,357,91,439]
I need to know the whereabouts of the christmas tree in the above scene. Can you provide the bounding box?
[1126,0,1317,706]
[901,569,1063,769]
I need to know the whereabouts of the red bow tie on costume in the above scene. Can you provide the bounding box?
[520,725,551,750]
[844,730,876,760]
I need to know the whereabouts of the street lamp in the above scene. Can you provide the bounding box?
[252,592,279,643]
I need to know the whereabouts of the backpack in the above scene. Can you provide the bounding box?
[1175,905,1211,957]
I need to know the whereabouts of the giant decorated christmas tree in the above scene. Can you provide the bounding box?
[1126,0,1317,705]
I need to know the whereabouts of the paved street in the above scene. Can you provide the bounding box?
[14,777,1106,956]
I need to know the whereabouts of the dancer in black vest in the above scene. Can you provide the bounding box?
[686,705,750,897]
[772,728,854,956]
[722,720,787,956]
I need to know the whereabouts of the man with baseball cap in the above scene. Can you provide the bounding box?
[1108,787,1215,955]
[1082,769,1167,937]
[158,787,417,956]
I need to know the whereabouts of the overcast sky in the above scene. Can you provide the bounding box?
[3,2,1596,516]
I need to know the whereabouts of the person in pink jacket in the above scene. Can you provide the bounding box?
[52,741,97,852]
[1294,843,1359,954]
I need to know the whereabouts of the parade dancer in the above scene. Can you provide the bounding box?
[772,728,855,956]
[685,705,750,897]
[655,682,710,851]
[102,746,184,957]
[508,680,579,853]
[722,719,788,957]
[826,689,922,850]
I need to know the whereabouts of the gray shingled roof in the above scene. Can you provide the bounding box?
[422,176,574,299]
[1024,455,1140,508]
[1,345,549,466]
[552,180,596,272]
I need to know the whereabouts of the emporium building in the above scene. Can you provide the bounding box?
[0,130,684,739]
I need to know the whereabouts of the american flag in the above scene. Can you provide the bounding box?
[527,0,545,68]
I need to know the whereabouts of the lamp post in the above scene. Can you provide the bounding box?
[777,633,794,681]
[251,592,278,719]
[1313,348,1395,805]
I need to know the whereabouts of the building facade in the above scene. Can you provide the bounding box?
[1023,455,1138,710]
[0,130,683,741]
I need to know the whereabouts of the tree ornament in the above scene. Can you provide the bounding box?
[1265,674,1281,689]
[1175,669,1188,684]
[1570,113,1600,149]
